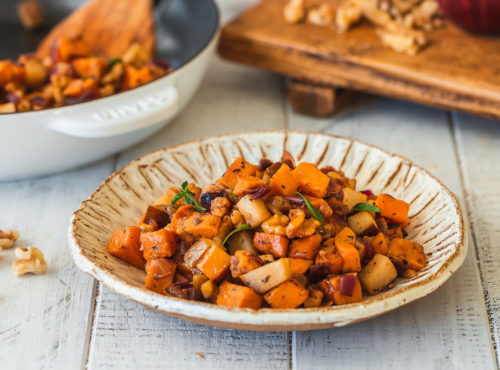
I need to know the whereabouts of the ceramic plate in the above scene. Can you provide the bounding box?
[69,131,466,331]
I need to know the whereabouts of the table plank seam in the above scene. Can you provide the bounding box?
[448,112,500,369]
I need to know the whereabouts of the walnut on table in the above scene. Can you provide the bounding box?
[0,229,20,248]
[307,4,334,26]
[283,0,306,24]
[12,246,47,276]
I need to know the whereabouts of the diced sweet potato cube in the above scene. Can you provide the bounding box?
[293,162,330,198]
[62,78,98,98]
[370,232,389,255]
[315,238,343,275]
[288,234,322,260]
[122,65,155,90]
[216,281,262,309]
[196,245,231,281]
[335,227,361,273]
[170,205,195,229]
[138,205,170,230]
[107,226,145,269]
[386,223,404,239]
[141,229,177,260]
[359,254,397,295]
[269,164,299,196]
[230,250,263,278]
[342,188,368,209]
[177,213,221,238]
[264,279,309,308]
[376,194,410,227]
[233,176,265,196]
[51,36,89,63]
[253,232,289,258]
[240,258,292,294]
[72,57,107,79]
[388,238,427,271]
[288,258,313,274]
[145,258,176,294]
[219,158,258,189]
[319,273,363,305]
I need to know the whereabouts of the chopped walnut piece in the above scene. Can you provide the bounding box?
[336,1,363,33]
[283,0,306,24]
[0,229,20,248]
[378,25,426,55]
[307,4,334,26]
[13,247,47,276]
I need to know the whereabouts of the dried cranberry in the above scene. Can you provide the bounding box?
[30,95,50,109]
[339,274,356,296]
[363,238,375,262]
[185,287,196,300]
[309,263,330,283]
[200,190,226,211]
[360,189,375,197]
[257,158,273,171]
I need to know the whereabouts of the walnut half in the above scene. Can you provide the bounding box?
[13,247,47,276]
[0,229,20,249]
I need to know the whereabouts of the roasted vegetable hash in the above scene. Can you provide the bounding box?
[107,151,427,309]
[0,37,172,113]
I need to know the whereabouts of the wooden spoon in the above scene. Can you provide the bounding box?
[36,0,155,59]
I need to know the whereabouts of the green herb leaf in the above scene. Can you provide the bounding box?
[184,191,206,212]
[108,58,122,69]
[170,182,207,212]
[230,191,237,199]
[296,192,323,226]
[352,202,381,213]
[170,192,185,207]
[223,223,252,246]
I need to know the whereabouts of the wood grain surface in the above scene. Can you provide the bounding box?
[36,0,154,58]
[219,0,500,120]
[0,0,499,369]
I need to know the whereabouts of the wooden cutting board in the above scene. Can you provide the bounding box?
[218,0,500,119]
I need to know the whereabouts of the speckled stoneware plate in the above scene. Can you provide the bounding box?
[69,131,466,331]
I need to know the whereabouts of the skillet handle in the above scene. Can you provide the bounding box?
[46,85,178,138]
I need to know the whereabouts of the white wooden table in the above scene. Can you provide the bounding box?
[1,1,499,369]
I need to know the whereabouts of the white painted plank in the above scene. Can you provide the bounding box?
[452,112,500,366]
[288,95,496,370]
[87,58,290,369]
[0,160,114,370]
[89,286,289,369]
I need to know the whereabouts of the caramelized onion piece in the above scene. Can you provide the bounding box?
[339,274,356,297]
[245,184,271,199]
[281,150,296,169]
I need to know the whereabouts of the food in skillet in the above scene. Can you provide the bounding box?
[0,36,172,113]
[107,151,427,309]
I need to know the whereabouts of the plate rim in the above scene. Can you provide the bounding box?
[68,130,467,331]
